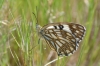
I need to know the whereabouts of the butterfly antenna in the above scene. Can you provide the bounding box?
[33,12,38,25]
[33,6,38,25]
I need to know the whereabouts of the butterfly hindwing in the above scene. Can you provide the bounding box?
[68,23,86,44]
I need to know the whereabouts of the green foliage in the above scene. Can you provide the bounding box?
[0,0,100,66]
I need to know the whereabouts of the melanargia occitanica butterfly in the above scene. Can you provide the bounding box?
[33,13,86,56]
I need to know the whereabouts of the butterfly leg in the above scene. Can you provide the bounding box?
[38,38,41,44]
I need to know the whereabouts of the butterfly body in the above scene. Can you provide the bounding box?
[37,22,86,56]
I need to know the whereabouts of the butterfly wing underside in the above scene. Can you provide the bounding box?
[40,23,86,56]
[68,23,86,44]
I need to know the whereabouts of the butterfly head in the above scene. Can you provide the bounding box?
[36,23,42,32]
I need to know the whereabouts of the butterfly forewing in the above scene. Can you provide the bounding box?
[38,22,86,56]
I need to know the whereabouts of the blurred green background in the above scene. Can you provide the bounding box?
[0,0,100,66]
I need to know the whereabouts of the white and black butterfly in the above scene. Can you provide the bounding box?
[33,9,86,56]
[36,22,86,56]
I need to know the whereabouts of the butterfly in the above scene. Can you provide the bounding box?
[36,22,86,56]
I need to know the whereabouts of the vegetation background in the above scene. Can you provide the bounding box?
[0,0,100,66]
